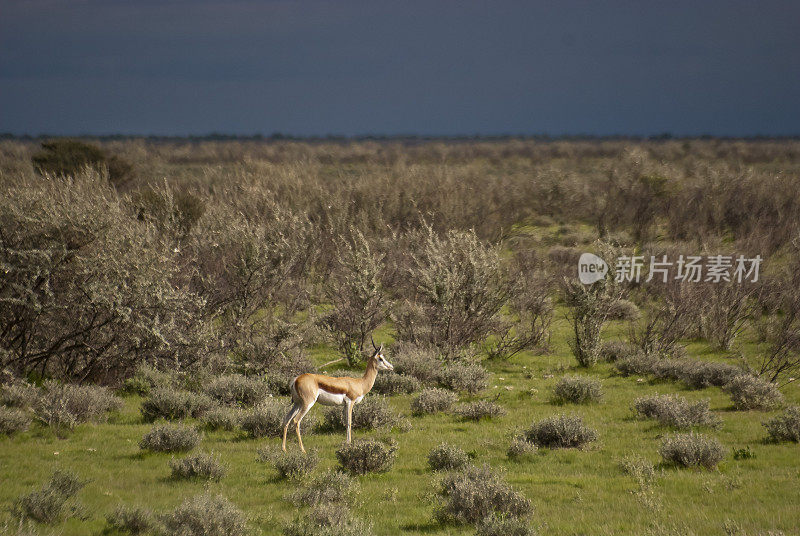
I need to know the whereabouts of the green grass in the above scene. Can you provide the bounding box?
[1,317,798,535]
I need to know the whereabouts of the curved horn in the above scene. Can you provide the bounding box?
[370,335,378,351]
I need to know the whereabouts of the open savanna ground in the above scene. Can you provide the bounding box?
[2,138,800,535]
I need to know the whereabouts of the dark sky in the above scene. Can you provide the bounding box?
[1,0,799,137]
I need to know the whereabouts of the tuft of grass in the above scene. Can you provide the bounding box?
[288,469,358,507]
[507,436,538,460]
[106,505,156,535]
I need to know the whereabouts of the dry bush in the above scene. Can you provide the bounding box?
[0,378,40,409]
[600,340,638,362]
[372,372,421,395]
[121,364,178,395]
[140,388,213,421]
[139,423,200,453]
[128,183,205,241]
[435,464,531,525]
[563,270,620,367]
[161,494,249,536]
[283,503,371,536]
[633,394,720,429]
[453,401,506,421]
[523,414,597,449]
[319,232,385,365]
[428,443,470,471]
[619,455,656,486]
[0,170,210,382]
[437,363,488,394]
[756,250,800,383]
[763,406,800,442]
[630,288,694,359]
[411,388,458,415]
[170,452,227,481]
[0,407,31,435]
[242,398,314,438]
[487,259,553,360]
[35,381,122,436]
[288,470,358,507]
[203,374,269,407]
[14,470,85,524]
[552,375,602,405]
[659,432,726,469]
[507,436,538,460]
[201,406,243,431]
[31,139,135,188]
[258,446,319,479]
[723,375,784,411]
[607,299,641,321]
[321,396,397,431]
[389,343,441,384]
[477,514,537,536]
[699,282,758,350]
[336,438,397,474]
[395,227,509,357]
[615,354,746,390]
[106,505,156,535]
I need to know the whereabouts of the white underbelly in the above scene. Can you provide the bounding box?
[316,389,347,406]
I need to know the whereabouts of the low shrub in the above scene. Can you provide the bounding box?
[552,375,602,404]
[659,432,726,469]
[438,363,489,394]
[170,452,227,481]
[763,406,800,442]
[507,436,538,460]
[258,447,319,479]
[336,439,397,474]
[106,505,156,535]
[435,464,531,525]
[204,374,269,406]
[283,503,371,536]
[607,299,640,321]
[161,494,248,536]
[14,470,85,524]
[140,388,214,421]
[477,514,537,536]
[389,343,442,384]
[201,405,243,431]
[453,401,506,421]
[428,443,470,471]
[633,394,720,429]
[523,414,597,449]
[372,372,421,395]
[35,381,122,435]
[0,407,32,435]
[600,340,638,362]
[321,396,396,431]
[140,423,200,453]
[724,375,784,411]
[619,455,655,485]
[241,398,313,438]
[411,388,457,415]
[288,470,358,507]
[0,380,40,409]
[677,361,744,389]
[615,353,656,376]
[121,364,177,395]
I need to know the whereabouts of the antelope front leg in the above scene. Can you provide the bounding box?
[346,399,354,444]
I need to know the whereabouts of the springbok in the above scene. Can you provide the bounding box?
[281,341,393,452]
